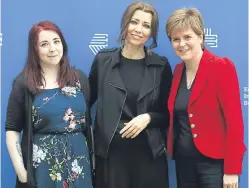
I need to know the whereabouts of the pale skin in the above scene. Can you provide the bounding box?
[119,10,153,138]
[171,27,239,188]
[6,131,27,183]
[6,30,62,183]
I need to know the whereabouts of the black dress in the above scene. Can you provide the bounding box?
[95,55,169,188]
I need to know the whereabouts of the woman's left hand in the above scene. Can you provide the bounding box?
[223,174,239,188]
[119,113,151,139]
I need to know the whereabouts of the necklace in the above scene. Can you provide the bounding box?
[187,79,194,89]
[186,74,196,90]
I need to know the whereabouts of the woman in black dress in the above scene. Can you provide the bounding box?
[89,2,172,188]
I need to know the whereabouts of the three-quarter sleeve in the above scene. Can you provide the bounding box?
[216,57,246,174]
[5,78,25,132]
[78,70,91,105]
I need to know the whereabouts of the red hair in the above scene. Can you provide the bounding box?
[24,20,78,93]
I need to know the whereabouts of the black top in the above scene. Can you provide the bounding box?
[88,47,172,159]
[174,66,202,157]
[117,55,145,131]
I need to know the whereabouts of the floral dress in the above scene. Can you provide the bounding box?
[32,82,92,188]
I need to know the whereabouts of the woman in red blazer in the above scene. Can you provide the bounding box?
[165,8,246,188]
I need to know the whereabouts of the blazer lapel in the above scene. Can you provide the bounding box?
[137,54,165,101]
[108,51,126,90]
[168,63,184,112]
[188,49,214,106]
[137,67,158,101]
[108,66,126,90]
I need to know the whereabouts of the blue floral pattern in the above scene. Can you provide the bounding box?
[32,82,92,188]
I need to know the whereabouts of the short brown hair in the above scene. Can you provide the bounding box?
[119,2,159,52]
[166,8,205,49]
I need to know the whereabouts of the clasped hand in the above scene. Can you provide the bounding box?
[119,113,151,139]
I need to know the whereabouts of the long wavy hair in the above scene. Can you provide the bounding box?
[118,2,159,53]
[24,20,78,93]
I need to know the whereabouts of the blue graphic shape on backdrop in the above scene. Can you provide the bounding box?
[1,0,248,187]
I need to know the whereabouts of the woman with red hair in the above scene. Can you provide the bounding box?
[5,21,93,188]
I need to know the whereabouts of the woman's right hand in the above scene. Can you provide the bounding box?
[6,131,27,184]
[18,170,27,183]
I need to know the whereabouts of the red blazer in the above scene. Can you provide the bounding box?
[167,49,246,174]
